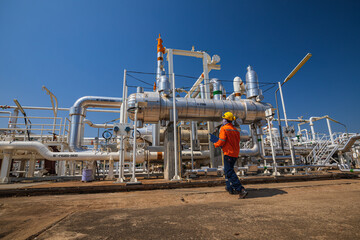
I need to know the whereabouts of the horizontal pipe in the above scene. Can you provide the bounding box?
[83,119,115,129]
[338,134,360,152]
[1,105,120,113]
[128,92,271,124]
[0,141,210,163]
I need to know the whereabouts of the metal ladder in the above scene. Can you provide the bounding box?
[306,134,346,165]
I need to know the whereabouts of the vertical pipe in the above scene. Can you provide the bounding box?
[326,118,334,145]
[131,105,138,183]
[121,86,128,179]
[278,83,288,128]
[275,89,285,153]
[203,53,215,167]
[297,124,303,144]
[310,124,316,141]
[107,156,114,180]
[0,150,13,183]
[27,154,36,177]
[172,73,180,180]
[117,69,127,182]
[168,49,174,90]
[212,79,222,100]
[190,122,194,171]
[152,123,160,146]
[267,119,279,176]
[278,82,296,171]
[199,84,205,99]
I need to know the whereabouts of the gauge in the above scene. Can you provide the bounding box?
[102,130,112,140]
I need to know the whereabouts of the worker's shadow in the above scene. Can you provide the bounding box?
[244,188,287,199]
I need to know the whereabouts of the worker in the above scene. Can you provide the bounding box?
[214,112,248,199]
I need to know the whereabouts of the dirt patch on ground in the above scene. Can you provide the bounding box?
[0,179,359,239]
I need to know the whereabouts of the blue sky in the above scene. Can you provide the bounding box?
[1,0,359,134]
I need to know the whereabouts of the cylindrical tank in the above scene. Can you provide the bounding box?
[127,92,271,124]
[211,79,222,100]
[245,65,263,101]
[137,87,144,93]
[158,75,170,94]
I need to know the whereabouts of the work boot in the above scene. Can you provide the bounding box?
[239,189,248,199]
[225,187,236,195]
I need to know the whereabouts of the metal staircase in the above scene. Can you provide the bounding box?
[306,134,347,165]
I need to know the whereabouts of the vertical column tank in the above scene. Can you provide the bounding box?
[245,65,264,102]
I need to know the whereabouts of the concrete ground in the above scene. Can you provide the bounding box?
[0,179,359,240]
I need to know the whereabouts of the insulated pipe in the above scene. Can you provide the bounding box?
[211,79,222,100]
[338,135,360,152]
[0,141,120,162]
[0,141,210,163]
[156,34,166,85]
[245,66,263,101]
[131,106,138,182]
[309,116,319,140]
[152,123,160,146]
[239,126,260,156]
[309,116,330,140]
[2,106,119,113]
[84,119,115,129]
[127,92,271,124]
[199,84,205,99]
[69,96,122,151]
[239,125,296,161]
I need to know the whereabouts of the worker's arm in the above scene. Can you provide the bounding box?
[214,126,226,148]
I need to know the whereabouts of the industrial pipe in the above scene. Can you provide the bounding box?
[127,92,271,124]
[338,134,360,152]
[69,96,122,151]
[0,141,210,163]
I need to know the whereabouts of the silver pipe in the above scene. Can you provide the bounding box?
[0,141,211,163]
[190,122,194,170]
[172,72,180,179]
[245,65,263,101]
[127,92,271,124]
[2,105,120,113]
[131,107,138,182]
[338,134,360,152]
[211,79,222,100]
[152,123,160,146]
[83,119,115,129]
[239,126,260,156]
[239,124,297,160]
[0,141,120,161]
[199,84,205,99]
[69,96,122,151]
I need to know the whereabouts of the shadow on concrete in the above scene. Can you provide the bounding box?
[245,188,287,199]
